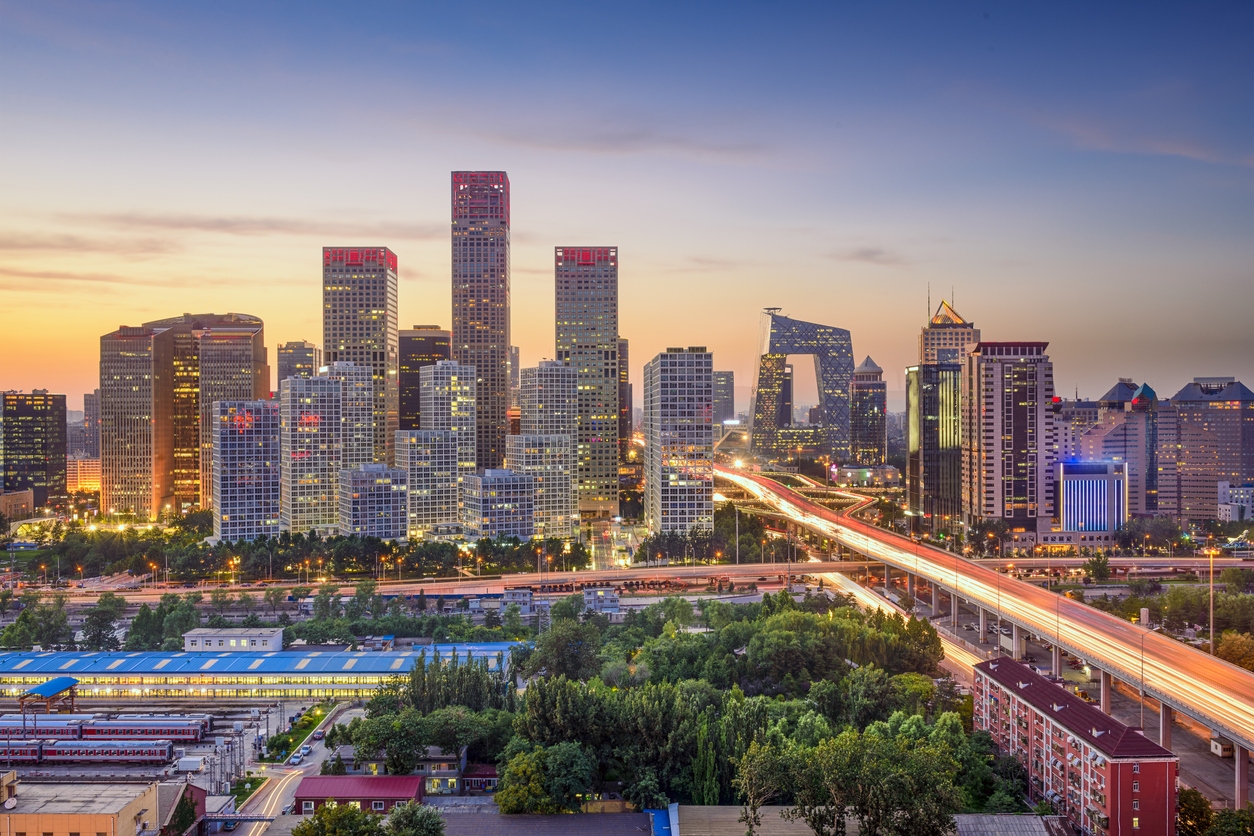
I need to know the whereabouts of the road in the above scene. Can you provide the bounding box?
[718,465,1254,755]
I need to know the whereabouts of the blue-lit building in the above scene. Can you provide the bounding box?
[1036,461,1127,550]
[0,644,520,702]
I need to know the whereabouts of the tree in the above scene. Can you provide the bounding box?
[1177,787,1213,836]
[290,801,384,836]
[1220,567,1254,594]
[81,591,127,651]
[523,619,600,680]
[264,587,287,616]
[733,740,784,836]
[168,788,198,835]
[542,741,596,813]
[210,587,233,616]
[1207,804,1254,836]
[983,786,1022,813]
[781,744,839,836]
[502,603,522,636]
[483,609,502,629]
[385,802,444,836]
[330,753,347,775]
[1083,555,1111,583]
[237,591,257,614]
[496,748,554,814]
[1216,633,1254,671]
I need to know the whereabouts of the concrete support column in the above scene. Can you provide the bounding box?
[1051,645,1062,676]
[951,593,958,623]
[1099,670,1112,714]
[883,564,891,591]
[1158,705,1173,751]
[979,608,988,643]
[1012,624,1024,659]
[1237,745,1249,809]
[932,587,944,619]
[906,573,916,600]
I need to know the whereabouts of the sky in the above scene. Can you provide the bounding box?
[1,1,1251,412]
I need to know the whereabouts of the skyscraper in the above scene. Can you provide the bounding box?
[398,326,451,431]
[920,300,980,363]
[507,360,578,539]
[0,390,67,507]
[508,345,521,410]
[555,246,620,516]
[420,359,477,486]
[83,389,100,458]
[462,470,534,541]
[1168,377,1254,484]
[396,430,459,538]
[322,247,399,465]
[618,338,632,462]
[644,346,713,534]
[850,357,887,465]
[279,376,341,536]
[323,361,373,471]
[712,371,735,425]
[451,172,510,470]
[100,313,266,519]
[211,400,280,543]
[277,341,321,383]
[338,463,407,540]
[961,342,1057,535]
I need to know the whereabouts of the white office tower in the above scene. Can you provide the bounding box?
[505,360,578,538]
[643,347,714,534]
[211,400,280,542]
[279,376,342,536]
[338,463,408,540]
[420,360,476,484]
[323,361,373,471]
[506,434,574,539]
[463,469,534,541]
[395,430,460,538]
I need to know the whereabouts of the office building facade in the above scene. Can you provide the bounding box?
[398,326,451,431]
[322,247,399,464]
[906,363,962,535]
[462,469,534,541]
[279,376,342,536]
[0,390,67,507]
[396,430,460,538]
[83,389,100,458]
[555,246,620,516]
[644,347,714,534]
[323,361,373,471]
[850,356,887,466]
[451,172,511,470]
[65,457,100,494]
[619,337,632,462]
[506,434,574,539]
[712,370,735,426]
[211,400,280,543]
[420,360,477,486]
[920,300,980,363]
[1169,377,1254,484]
[197,319,270,508]
[277,341,322,383]
[1056,461,1127,534]
[338,463,407,540]
[960,342,1056,533]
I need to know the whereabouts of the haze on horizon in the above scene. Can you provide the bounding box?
[1,1,1250,411]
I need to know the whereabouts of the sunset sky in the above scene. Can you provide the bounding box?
[1,2,1251,411]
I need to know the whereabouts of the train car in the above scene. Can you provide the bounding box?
[0,718,82,739]
[0,742,41,763]
[41,739,174,765]
[116,713,213,733]
[81,720,202,742]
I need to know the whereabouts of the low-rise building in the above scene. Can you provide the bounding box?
[1218,481,1253,522]
[974,659,1177,836]
[583,586,620,614]
[415,745,467,795]
[183,627,285,652]
[501,587,534,616]
[293,776,422,814]
[0,771,161,836]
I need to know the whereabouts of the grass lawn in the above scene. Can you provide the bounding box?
[230,776,268,808]
[259,701,336,763]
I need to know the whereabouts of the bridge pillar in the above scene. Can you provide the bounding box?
[1099,669,1112,714]
[1237,745,1249,809]
[1158,705,1172,751]
[1051,645,1061,676]
[906,572,916,600]
[883,564,891,591]
[950,592,958,622]
[1012,624,1024,659]
[979,608,988,643]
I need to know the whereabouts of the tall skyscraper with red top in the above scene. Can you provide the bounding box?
[451,172,511,470]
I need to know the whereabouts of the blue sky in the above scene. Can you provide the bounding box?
[1,1,1251,409]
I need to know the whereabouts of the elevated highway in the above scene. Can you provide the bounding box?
[717,465,1254,803]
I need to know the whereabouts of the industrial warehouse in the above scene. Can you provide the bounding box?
[0,643,519,701]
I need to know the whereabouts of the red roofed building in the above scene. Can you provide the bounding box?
[293,776,423,815]
[974,659,1178,836]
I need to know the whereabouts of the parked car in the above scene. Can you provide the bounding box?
[963,624,975,632]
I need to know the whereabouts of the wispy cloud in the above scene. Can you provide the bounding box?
[828,247,908,267]
[0,266,306,289]
[655,255,749,274]
[58,213,447,241]
[0,233,179,255]
[1031,113,1253,167]
[492,127,768,163]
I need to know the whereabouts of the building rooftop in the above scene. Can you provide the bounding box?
[7,781,149,815]
[443,813,656,836]
[928,300,970,326]
[293,776,422,799]
[1169,378,1253,403]
[976,660,1175,760]
[954,814,1070,836]
[21,676,79,697]
[854,356,883,374]
[183,627,285,638]
[1097,379,1139,405]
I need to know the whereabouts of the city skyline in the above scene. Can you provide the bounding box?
[1,4,1250,410]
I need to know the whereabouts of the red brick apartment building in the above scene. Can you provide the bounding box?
[293,776,422,815]
[975,659,1178,836]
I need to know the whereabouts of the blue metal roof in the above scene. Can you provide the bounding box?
[21,676,79,697]
[0,644,521,677]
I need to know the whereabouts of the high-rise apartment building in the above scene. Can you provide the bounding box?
[323,361,373,471]
[322,247,399,465]
[618,338,632,462]
[1080,386,1161,517]
[644,347,714,534]
[398,326,451,431]
[451,172,510,470]
[712,371,735,426]
[419,360,477,486]
[555,246,620,516]
[100,313,266,518]
[462,469,534,541]
[0,390,67,507]
[519,360,578,437]
[508,345,521,410]
[906,363,962,535]
[277,341,321,384]
[961,342,1056,533]
[211,400,280,543]
[396,430,460,538]
[1169,377,1254,484]
[506,360,578,539]
[279,376,342,536]
[920,300,980,363]
[338,463,407,540]
[850,357,887,465]
[83,389,100,458]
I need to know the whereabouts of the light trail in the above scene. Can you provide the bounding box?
[719,465,1254,750]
